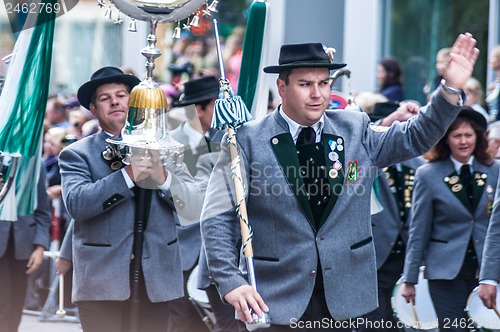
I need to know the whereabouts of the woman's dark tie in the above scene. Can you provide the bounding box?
[460,164,473,203]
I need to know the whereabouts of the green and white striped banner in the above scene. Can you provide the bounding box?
[0,0,56,220]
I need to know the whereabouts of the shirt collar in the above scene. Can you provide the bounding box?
[279,106,324,144]
[182,122,204,149]
[450,155,475,174]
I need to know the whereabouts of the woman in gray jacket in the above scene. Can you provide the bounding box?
[401,107,499,332]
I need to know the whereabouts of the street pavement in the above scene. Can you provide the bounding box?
[19,312,81,332]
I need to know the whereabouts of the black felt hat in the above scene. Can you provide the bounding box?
[458,106,487,130]
[77,67,141,110]
[263,43,346,73]
[173,76,219,107]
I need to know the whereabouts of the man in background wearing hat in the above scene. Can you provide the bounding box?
[168,75,235,332]
[201,33,479,331]
[58,66,203,332]
[358,101,426,332]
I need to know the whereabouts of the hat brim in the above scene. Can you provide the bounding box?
[458,107,487,130]
[263,62,347,73]
[77,74,141,110]
[173,86,219,107]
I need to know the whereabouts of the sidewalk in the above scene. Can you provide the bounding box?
[19,313,81,332]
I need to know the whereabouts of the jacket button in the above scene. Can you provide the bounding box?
[130,254,134,260]
[310,270,316,276]
[316,237,321,244]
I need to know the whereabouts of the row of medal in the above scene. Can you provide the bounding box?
[444,172,487,193]
[384,167,415,209]
[327,138,343,179]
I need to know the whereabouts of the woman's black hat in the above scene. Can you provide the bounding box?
[458,106,487,130]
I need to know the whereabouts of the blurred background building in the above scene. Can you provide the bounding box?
[0,0,498,106]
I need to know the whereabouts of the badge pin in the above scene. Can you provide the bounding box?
[329,140,337,150]
[337,145,344,151]
[337,138,343,144]
[328,151,339,162]
[449,176,459,185]
[481,173,488,179]
[111,160,123,171]
[451,183,463,192]
[487,200,494,217]
[334,161,342,170]
[271,138,279,145]
[477,179,485,187]
[444,176,450,183]
[329,168,338,179]
[487,185,494,194]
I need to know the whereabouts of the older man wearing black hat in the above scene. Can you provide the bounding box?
[201,34,479,331]
[58,66,203,332]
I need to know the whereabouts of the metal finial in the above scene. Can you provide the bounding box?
[190,12,200,27]
[172,20,181,38]
[128,18,137,32]
[207,0,219,13]
[114,10,123,24]
[103,5,112,19]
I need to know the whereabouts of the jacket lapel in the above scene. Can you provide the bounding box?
[270,133,315,228]
[444,170,473,212]
[472,160,487,213]
[319,134,345,228]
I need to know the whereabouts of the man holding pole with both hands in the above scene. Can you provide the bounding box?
[201,33,479,331]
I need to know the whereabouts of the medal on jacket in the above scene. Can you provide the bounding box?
[102,143,129,171]
[486,184,494,217]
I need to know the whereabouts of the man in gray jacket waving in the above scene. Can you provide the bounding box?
[201,33,478,331]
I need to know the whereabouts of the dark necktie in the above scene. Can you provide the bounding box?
[460,164,473,202]
[204,136,212,153]
[296,127,316,146]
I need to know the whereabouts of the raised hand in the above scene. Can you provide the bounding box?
[442,33,480,90]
